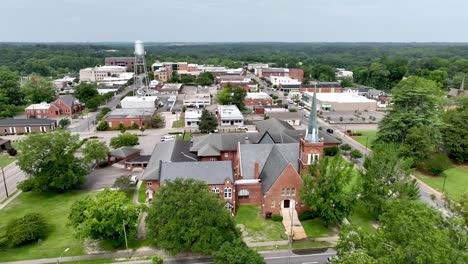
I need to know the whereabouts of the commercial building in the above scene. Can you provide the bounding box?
[248,63,269,75]
[336,68,353,79]
[217,105,244,126]
[301,91,377,111]
[268,76,301,86]
[243,92,273,106]
[184,109,203,127]
[160,83,183,94]
[183,93,211,108]
[120,96,158,109]
[25,102,60,119]
[103,108,155,129]
[105,57,135,70]
[0,118,57,136]
[279,82,343,93]
[258,68,304,81]
[79,66,127,82]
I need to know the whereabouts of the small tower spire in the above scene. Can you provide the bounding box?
[460,77,465,91]
[305,91,319,143]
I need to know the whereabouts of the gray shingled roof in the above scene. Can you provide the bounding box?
[0,118,56,126]
[267,111,301,120]
[159,160,233,185]
[239,144,274,180]
[109,147,140,158]
[142,140,197,181]
[259,144,299,193]
[255,118,295,133]
[57,95,79,107]
[190,133,262,157]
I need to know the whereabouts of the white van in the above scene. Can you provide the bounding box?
[160,134,176,142]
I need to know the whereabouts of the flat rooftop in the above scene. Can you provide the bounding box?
[105,108,155,119]
[121,96,158,102]
[218,105,243,120]
[185,109,203,119]
[245,92,272,100]
[304,92,376,103]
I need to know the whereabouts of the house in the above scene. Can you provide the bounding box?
[185,109,202,127]
[217,105,244,126]
[108,147,141,168]
[120,96,158,109]
[0,119,57,136]
[25,102,61,119]
[54,95,82,116]
[0,138,12,152]
[102,108,155,129]
[243,92,273,107]
[265,111,302,126]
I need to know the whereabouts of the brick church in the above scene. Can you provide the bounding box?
[142,92,337,216]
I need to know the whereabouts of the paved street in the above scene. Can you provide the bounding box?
[0,163,25,202]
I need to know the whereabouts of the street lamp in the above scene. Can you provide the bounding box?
[57,247,69,263]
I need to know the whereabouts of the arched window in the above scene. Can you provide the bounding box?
[291,188,296,195]
[281,188,286,196]
[224,187,232,199]
[286,188,291,195]
[211,187,220,193]
[239,189,250,199]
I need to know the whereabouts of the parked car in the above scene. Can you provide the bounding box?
[304,114,309,117]
[130,175,139,184]
[161,134,176,142]
[238,126,248,131]
[326,128,334,133]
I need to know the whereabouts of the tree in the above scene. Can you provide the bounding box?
[113,175,132,192]
[428,69,448,87]
[213,239,264,264]
[231,87,247,110]
[349,149,363,160]
[21,77,56,103]
[358,143,418,215]
[68,189,141,246]
[442,95,468,162]
[146,178,240,255]
[58,118,70,128]
[6,213,48,247]
[336,199,468,264]
[339,144,351,152]
[151,115,164,128]
[300,155,355,225]
[82,139,109,167]
[340,78,354,88]
[376,77,444,145]
[16,130,87,192]
[399,124,440,164]
[96,121,109,131]
[140,127,146,135]
[423,153,452,176]
[75,82,98,103]
[198,109,218,133]
[195,72,214,86]
[311,64,336,81]
[215,85,233,105]
[0,67,23,117]
[110,133,139,148]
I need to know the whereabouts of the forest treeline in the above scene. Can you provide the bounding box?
[1,43,468,90]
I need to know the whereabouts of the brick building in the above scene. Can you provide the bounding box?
[102,108,155,129]
[25,95,82,118]
[54,95,83,116]
[0,119,57,136]
[279,82,343,93]
[243,92,273,106]
[105,57,135,70]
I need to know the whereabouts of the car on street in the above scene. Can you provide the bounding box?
[130,175,139,184]
[161,134,176,142]
[326,128,334,133]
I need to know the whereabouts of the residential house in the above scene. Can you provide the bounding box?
[185,109,203,127]
[0,119,57,136]
[54,95,83,116]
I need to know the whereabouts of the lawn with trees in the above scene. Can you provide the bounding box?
[235,205,286,242]
[351,130,377,148]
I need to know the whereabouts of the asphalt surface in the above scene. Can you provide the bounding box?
[0,163,25,201]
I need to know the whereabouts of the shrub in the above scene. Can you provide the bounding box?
[152,256,163,264]
[96,121,109,131]
[7,148,17,156]
[324,147,339,156]
[17,178,38,192]
[6,213,48,247]
[298,211,319,221]
[289,108,297,112]
[339,117,343,121]
[340,144,352,152]
[130,122,139,129]
[113,175,132,192]
[350,149,363,160]
[423,153,452,176]
[272,214,283,222]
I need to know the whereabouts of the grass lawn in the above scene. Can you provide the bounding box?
[415,165,468,201]
[0,191,97,262]
[348,203,377,234]
[183,132,192,141]
[301,218,336,238]
[138,182,147,203]
[0,154,16,167]
[351,130,377,148]
[172,118,185,128]
[253,241,332,251]
[236,205,286,242]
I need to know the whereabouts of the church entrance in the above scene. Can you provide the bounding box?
[281,199,295,209]
[283,200,290,208]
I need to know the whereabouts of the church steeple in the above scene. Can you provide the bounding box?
[305,91,319,143]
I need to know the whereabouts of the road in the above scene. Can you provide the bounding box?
[0,163,25,202]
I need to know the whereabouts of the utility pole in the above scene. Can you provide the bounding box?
[123,220,129,259]
[1,167,8,197]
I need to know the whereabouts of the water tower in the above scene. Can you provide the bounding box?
[133,40,149,94]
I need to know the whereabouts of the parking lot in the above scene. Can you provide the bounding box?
[321,110,385,124]
[82,166,131,191]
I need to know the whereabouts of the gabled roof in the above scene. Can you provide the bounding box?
[57,95,79,107]
[142,140,197,181]
[108,147,140,158]
[190,133,262,157]
[255,118,294,133]
[159,160,233,185]
[266,111,301,120]
[0,118,56,126]
[259,144,299,193]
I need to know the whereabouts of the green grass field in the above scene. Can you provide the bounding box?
[183,132,192,141]
[172,118,185,128]
[235,205,286,242]
[415,165,468,201]
[301,218,336,238]
[0,191,97,262]
[0,154,15,167]
[138,182,147,203]
[348,203,377,234]
[351,130,377,148]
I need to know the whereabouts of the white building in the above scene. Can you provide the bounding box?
[183,93,211,108]
[248,63,269,74]
[268,76,301,86]
[120,96,158,109]
[301,91,377,111]
[53,76,76,89]
[336,68,353,79]
[217,105,244,126]
[160,83,183,94]
[79,66,127,82]
[185,109,203,127]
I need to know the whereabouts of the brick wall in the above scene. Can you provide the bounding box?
[0,124,55,136]
[243,99,273,106]
[103,117,149,129]
[236,183,262,205]
[288,68,304,81]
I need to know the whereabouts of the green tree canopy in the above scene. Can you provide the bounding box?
[82,139,109,167]
[68,189,141,246]
[300,155,355,225]
[198,109,218,133]
[75,82,98,103]
[146,178,240,255]
[21,77,56,103]
[110,133,139,148]
[442,95,468,162]
[16,130,87,192]
[195,72,215,85]
[213,239,264,264]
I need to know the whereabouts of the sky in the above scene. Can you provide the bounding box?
[1,0,468,42]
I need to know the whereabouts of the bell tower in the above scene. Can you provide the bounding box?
[299,91,324,174]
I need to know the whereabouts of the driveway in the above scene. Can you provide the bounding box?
[82,166,130,191]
